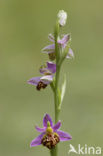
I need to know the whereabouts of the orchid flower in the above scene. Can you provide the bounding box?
[31,114,72,149]
[42,34,74,60]
[27,62,56,90]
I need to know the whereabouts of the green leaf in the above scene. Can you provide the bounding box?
[50,78,55,92]
[58,75,66,109]
[57,88,61,107]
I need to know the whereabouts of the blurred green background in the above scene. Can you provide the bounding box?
[0,0,103,156]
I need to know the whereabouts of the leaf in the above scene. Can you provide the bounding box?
[50,78,55,92]
[59,75,66,109]
[57,88,61,107]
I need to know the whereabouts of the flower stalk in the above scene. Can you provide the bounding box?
[52,67,60,156]
[54,21,60,124]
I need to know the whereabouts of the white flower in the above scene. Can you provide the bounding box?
[57,10,67,26]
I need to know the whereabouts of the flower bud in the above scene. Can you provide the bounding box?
[57,10,67,26]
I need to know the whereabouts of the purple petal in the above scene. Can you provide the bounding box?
[42,44,55,52]
[39,62,56,75]
[27,77,41,86]
[57,130,72,141]
[58,34,70,46]
[53,121,61,131]
[47,62,56,74]
[43,114,53,127]
[35,126,46,132]
[66,48,74,59]
[40,75,53,84]
[30,132,45,147]
[48,34,54,42]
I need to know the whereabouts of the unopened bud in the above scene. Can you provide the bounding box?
[57,10,67,26]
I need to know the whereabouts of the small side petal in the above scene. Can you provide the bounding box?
[35,126,46,132]
[53,121,61,131]
[42,44,55,52]
[57,130,72,141]
[40,75,53,84]
[47,62,56,74]
[43,114,53,127]
[30,132,45,147]
[42,50,55,54]
[27,77,41,86]
[66,48,74,59]
[58,34,70,45]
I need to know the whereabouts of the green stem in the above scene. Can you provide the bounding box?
[54,21,61,124]
[53,65,60,156]
[50,21,61,156]
[50,147,57,156]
